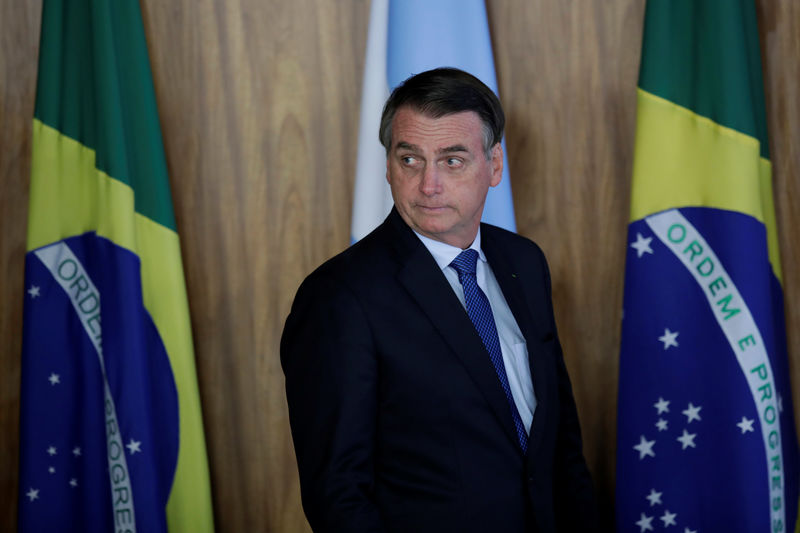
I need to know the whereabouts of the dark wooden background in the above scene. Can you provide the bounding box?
[1,1,798,530]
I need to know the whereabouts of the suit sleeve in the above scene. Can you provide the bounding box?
[280,271,386,533]
[540,252,599,531]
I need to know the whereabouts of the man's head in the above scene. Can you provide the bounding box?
[379,68,505,159]
[381,68,505,249]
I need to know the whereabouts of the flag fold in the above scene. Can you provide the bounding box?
[19,1,214,532]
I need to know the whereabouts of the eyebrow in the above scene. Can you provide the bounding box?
[394,141,419,153]
[437,144,469,154]
[394,141,470,154]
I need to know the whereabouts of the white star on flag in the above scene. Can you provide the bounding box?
[677,429,697,450]
[646,488,662,506]
[48,466,55,474]
[636,512,654,532]
[634,435,656,459]
[656,418,668,431]
[26,488,39,502]
[72,446,81,456]
[654,397,670,414]
[48,373,60,385]
[69,478,78,488]
[47,446,57,456]
[682,402,702,423]
[631,233,654,258]
[658,328,679,350]
[27,285,40,298]
[660,509,677,527]
[684,528,697,533]
[126,439,142,455]
[737,416,755,434]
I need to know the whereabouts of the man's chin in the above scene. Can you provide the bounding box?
[413,222,459,243]
[412,218,451,236]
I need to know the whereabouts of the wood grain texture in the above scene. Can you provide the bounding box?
[487,1,646,526]
[0,1,798,531]
[758,1,800,446]
[139,0,368,530]
[0,1,41,531]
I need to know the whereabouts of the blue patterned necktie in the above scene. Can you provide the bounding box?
[450,249,529,454]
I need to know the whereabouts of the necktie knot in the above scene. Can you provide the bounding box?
[450,249,479,277]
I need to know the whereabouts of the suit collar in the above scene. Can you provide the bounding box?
[383,209,523,451]
[413,227,486,272]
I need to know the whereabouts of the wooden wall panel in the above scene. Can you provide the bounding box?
[486,1,646,525]
[0,0,41,530]
[139,1,368,531]
[758,1,800,441]
[138,0,370,531]
[0,1,798,532]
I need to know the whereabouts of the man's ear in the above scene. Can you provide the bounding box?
[489,143,503,187]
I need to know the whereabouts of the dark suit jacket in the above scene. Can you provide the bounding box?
[281,208,596,533]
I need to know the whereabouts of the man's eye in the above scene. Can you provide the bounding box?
[401,156,416,165]
[446,157,463,167]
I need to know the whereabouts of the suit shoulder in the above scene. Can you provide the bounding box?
[282,224,397,352]
[296,223,396,293]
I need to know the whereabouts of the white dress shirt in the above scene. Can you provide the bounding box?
[414,229,537,434]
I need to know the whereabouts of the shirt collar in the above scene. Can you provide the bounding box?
[413,228,486,271]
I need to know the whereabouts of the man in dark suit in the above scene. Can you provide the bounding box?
[281,68,596,532]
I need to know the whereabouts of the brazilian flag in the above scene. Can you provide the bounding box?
[18,1,214,531]
[616,1,799,532]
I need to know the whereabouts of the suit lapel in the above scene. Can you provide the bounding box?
[385,211,521,449]
[481,228,551,459]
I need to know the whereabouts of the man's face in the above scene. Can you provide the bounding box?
[386,107,503,249]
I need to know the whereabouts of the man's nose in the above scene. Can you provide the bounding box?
[419,164,442,195]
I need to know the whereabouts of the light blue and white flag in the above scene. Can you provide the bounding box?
[351,0,516,242]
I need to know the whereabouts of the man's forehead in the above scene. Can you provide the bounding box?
[391,108,483,150]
